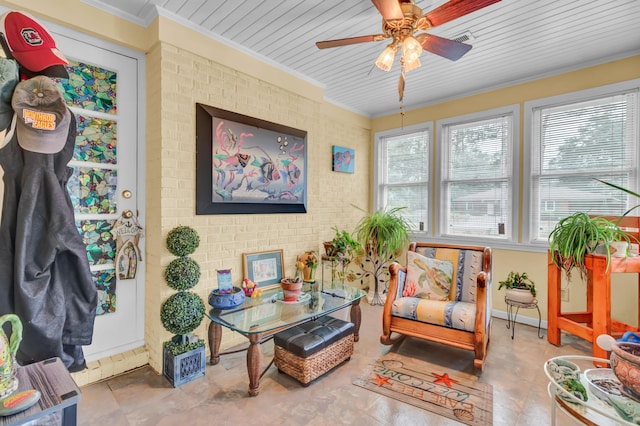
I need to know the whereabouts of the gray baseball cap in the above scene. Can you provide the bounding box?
[11,75,70,154]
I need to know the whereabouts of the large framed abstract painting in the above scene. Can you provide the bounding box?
[196,103,308,214]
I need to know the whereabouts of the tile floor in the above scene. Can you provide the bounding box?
[78,302,593,425]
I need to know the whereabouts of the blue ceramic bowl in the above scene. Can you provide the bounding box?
[208,287,245,310]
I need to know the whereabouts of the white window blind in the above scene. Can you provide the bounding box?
[440,113,514,239]
[378,130,429,231]
[530,90,639,243]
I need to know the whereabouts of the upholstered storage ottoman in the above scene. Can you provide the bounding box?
[274,316,355,386]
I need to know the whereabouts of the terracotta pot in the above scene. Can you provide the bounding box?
[610,341,640,398]
[281,279,303,302]
[323,242,338,257]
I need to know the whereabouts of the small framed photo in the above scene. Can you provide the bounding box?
[242,249,284,290]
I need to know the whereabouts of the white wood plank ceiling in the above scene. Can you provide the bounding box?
[83,0,640,117]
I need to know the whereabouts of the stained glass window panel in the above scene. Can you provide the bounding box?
[76,220,116,266]
[93,268,116,315]
[74,114,117,164]
[67,167,117,214]
[54,59,117,114]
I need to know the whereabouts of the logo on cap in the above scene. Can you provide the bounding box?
[22,109,56,130]
[21,28,43,46]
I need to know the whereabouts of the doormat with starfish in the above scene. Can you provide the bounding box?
[353,353,493,425]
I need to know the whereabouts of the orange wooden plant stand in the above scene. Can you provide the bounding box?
[547,216,640,361]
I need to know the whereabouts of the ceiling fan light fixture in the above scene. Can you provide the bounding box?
[402,35,423,63]
[403,56,421,72]
[375,43,398,72]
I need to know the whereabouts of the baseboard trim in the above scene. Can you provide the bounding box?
[492,309,548,330]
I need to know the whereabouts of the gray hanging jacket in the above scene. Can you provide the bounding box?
[0,113,97,367]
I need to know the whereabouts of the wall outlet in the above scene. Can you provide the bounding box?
[561,287,569,302]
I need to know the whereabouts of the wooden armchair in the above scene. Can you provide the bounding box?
[381,242,493,370]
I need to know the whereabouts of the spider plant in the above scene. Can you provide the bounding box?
[548,212,631,280]
[352,206,411,305]
[596,179,640,220]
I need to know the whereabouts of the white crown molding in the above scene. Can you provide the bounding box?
[81,0,157,28]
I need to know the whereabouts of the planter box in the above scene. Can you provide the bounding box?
[163,345,206,387]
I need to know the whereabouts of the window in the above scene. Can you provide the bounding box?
[436,106,519,240]
[525,81,639,244]
[375,124,431,232]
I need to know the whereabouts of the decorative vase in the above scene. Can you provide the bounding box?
[300,251,318,282]
[280,278,303,302]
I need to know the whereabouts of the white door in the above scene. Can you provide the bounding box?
[51,27,146,361]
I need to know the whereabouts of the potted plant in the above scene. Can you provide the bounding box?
[323,227,361,260]
[280,276,303,302]
[352,207,411,305]
[161,226,206,387]
[596,179,640,219]
[548,212,631,281]
[498,271,537,304]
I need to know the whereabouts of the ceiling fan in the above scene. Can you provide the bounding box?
[316,0,501,104]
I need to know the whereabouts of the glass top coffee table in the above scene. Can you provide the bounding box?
[207,282,366,396]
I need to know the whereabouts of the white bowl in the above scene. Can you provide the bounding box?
[584,368,623,402]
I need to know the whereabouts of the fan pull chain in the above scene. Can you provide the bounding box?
[399,59,406,127]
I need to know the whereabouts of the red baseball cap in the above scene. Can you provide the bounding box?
[0,11,68,73]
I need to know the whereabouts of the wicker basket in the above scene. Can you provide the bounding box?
[274,333,354,386]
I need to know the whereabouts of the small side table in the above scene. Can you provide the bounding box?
[0,357,80,426]
[320,255,348,288]
[505,297,544,340]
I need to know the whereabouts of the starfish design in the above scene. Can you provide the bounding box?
[371,374,390,387]
[432,372,458,388]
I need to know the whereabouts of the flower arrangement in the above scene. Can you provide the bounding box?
[297,251,318,282]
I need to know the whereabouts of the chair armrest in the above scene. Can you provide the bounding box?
[382,262,406,344]
[386,262,407,307]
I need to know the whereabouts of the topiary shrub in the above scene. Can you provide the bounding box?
[166,226,200,257]
[161,226,205,358]
[160,291,206,335]
[164,257,201,291]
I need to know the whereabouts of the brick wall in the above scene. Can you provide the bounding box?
[142,42,372,374]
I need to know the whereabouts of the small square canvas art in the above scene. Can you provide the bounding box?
[332,145,355,173]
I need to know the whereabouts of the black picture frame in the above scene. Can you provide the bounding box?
[242,249,284,290]
[196,103,308,215]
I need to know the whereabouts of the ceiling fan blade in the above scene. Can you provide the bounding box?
[424,0,501,28]
[418,34,472,61]
[316,34,387,49]
[371,0,404,21]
